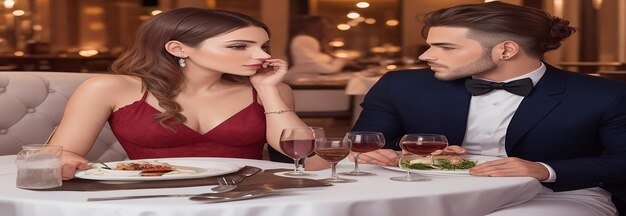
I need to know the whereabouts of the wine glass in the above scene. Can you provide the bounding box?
[390,134,448,182]
[339,131,385,176]
[298,126,325,169]
[279,127,322,176]
[314,137,357,183]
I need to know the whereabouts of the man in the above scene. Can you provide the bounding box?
[352,2,626,215]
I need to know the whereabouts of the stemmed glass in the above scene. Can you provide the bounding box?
[279,127,323,176]
[339,131,385,176]
[314,137,357,183]
[390,134,448,182]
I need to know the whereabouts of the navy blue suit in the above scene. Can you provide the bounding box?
[352,64,626,211]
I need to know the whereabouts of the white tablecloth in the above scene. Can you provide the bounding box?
[0,155,542,216]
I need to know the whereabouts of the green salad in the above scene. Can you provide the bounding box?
[401,159,477,170]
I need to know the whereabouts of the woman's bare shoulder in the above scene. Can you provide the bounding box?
[78,74,141,93]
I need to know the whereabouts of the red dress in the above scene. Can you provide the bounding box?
[108,89,266,160]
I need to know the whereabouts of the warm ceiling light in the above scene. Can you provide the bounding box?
[347,20,360,27]
[385,19,399,26]
[151,10,162,16]
[347,12,360,19]
[329,41,345,47]
[337,24,351,31]
[88,22,105,30]
[4,0,14,9]
[12,10,25,16]
[14,51,24,56]
[32,25,43,31]
[370,47,386,53]
[592,0,603,9]
[78,50,99,57]
[84,7,103,15]
[364,18,376,24]
[356,2,370,8]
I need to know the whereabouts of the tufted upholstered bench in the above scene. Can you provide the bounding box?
[0,72,127,162]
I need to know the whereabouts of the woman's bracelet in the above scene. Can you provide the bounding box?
[264,109,294,115]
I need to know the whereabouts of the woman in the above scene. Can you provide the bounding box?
[286,15,348,77]
[52,8,327,179]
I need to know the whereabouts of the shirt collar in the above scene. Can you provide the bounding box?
[472,62,546,87]
[502,62,546,86]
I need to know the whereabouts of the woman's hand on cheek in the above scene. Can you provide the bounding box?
[250,59,288,87]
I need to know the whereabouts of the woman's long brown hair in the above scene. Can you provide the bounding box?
[110,8,270,129]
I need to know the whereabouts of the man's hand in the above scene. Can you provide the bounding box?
[348,149,399,166]
[431,145,467,156]
[469,157,549,181]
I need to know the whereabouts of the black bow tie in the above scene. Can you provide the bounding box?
[464,78,534,96]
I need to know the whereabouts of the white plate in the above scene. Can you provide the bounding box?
[75,158,242,181]
[382,155,502,176]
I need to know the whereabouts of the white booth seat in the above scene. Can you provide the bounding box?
[0,72,127,162]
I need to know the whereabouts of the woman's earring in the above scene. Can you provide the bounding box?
[501,55,510,60]
[178,55,187,68]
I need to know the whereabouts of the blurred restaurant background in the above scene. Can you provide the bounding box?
[1,0,625,135]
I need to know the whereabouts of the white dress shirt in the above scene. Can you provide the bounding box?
[462,63,546,158]
[288,35,346,77]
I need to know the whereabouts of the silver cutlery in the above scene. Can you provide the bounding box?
[87,169,260,202]
[211,176,237,192]
[87,189,278,202]
[190,189,280,203]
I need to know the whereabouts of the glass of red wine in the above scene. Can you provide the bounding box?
[279,127,323,176]
[390,134,448,182]
[339,131,385,176]
[314,137,356,183]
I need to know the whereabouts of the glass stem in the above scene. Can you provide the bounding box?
[402,156,412,179]
[353,153,362,172]
[431,155,435,165]
[293,159,300,173]
[330,162,338,179]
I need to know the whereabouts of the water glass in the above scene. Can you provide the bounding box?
[15,144,63,189]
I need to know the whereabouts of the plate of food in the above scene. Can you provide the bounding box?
[382,155,502,176]
[75,158,242,181]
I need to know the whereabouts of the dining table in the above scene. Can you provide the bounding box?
[0,155,543,216]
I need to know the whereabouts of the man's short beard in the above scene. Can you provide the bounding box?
[436,47,497,81]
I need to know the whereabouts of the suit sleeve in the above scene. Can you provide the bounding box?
[352,74,405,150]
[545,88,626,192]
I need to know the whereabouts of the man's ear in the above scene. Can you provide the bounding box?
[498,40,520,60]
[164,40,187,57]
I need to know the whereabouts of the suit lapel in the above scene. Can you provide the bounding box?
[435,78,471,145]
[505,66,566,152]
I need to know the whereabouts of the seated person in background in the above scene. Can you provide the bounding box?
[286,15,349,78]
[351,2,625,215]
[52,8,328,179]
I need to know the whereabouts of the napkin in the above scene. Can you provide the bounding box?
[33,166,331,191]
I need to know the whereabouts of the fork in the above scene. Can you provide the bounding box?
[211,176,237,192]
